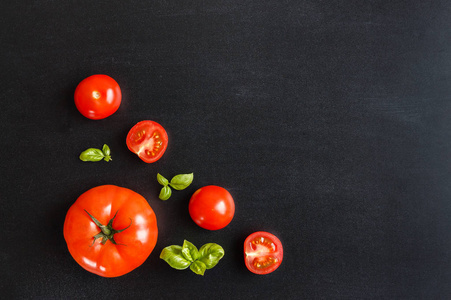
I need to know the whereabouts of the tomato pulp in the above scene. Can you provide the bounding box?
[74,74,122,120]
[244,231,283,275]
[189,185,235,230]
[63,185,158,277]
[126,120,168,163]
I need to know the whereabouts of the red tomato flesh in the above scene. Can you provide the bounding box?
[244,231,283,275]
[74,74,122,120]
[126,121,168,163]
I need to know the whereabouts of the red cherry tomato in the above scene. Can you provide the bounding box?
[63,185,158,277]
[244,231,283,275]
[188,185,235,230]
[126,120,168,163]
[74,74,122,120]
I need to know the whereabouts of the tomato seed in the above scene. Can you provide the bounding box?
[269,242,276,251]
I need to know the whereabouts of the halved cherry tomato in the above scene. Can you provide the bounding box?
[189,185,235,230]
[63,185,158,277]
[74,74,122,120]
[126,121,168,163]
[244,231,283,275]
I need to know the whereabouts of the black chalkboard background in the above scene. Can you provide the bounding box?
[1,1,450,299]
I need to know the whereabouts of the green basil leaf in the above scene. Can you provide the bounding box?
[198,243,225,269]
[157,173,169,186]
[103,155,112,162]
[169,173,194,190]
[190,260,207,276]
[102,144,111,156]
[159,186,172,201]
[181,240,199,262]
[160,245,191,270]
[79,148,105,162]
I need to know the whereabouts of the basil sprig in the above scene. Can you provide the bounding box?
[160,240,224,276]
[79,144,112,162]
[157,173,193,200]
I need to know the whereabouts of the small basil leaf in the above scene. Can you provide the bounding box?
[159,186,172,201]
[103,155,112,162]
[198,243,225,269]
[169,173,194,190]
[79,148,105,162]
[190,260,207,276]
[160,245,191,270]
[157,173,169,186]
[102,144,111,156]
[181,240,199,262]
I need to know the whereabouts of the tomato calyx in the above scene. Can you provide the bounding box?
[84,210,132,246]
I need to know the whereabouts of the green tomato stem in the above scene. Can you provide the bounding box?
[84,210,132,246]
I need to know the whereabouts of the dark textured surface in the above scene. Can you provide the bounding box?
[1,1,450,299]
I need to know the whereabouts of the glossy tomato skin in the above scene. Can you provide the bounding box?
[188,185,235,230]
[126,120,168,163]
[244,231,283,275]
[63,185,158,277]
[74,74,122,120]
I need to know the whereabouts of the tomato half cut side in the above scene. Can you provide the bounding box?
[244,231,283,275]
[126,121,168,163]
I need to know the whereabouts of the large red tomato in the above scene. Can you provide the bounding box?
[74,74,122,120]
[244,231,283,275]
[63,185,158,277]
[188,185,235,230]
[126,120,168,163]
